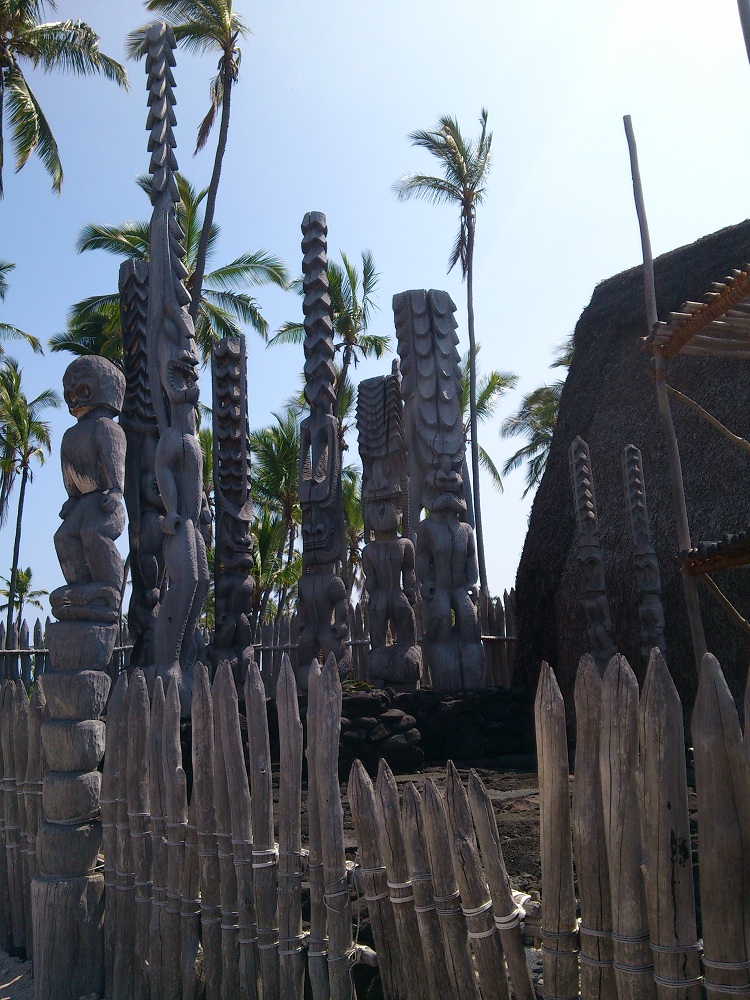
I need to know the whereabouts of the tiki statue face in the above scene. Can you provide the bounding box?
[63,356,125,419]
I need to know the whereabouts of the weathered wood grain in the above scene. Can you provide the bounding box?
[599,655,655,1000]
[305,659,330,1000]
[535,662,579,1000]
[639,649,701,1000]
[572,655,615,1000]
[147,677,167,1000]
[692,653,750,1000]
[126,669,152,999]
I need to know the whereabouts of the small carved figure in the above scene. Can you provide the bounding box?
[295,212,351,689]
[210,335,256,689]
[393,288,483,690]
[357,366,421,687]
[623,444,666,662]
[569,436,617,670]
[52,357,127,624]
[144,22,209,711]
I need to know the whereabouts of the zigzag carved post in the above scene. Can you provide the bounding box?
[622,445,666,664]
[569,436,616,672]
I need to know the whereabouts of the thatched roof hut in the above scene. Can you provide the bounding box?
[514,219,750,718]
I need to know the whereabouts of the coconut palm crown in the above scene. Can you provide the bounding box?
[0,0,128,196]
[49,173,289,362]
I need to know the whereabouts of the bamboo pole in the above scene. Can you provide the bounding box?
[212,668,240,1000]
[467,770,535,1000]
[113,673,135,1000]
[535,662,579,1000]
[126,669,152,1000]
[445,762,510,1000]
[599,656,655,1000]
[12,683,30,957]
[692,653,750,1000]
[309,653,355,1000]
[348,760,404,1000]
[422,777,480,1000]
[572,656,616,1000]
[216,661,260,1000]
[191,662,223,1000]
[401,781,455,1000]
[623,114,706,671]
[276,653,305,1000]
[305,658,330,1000]
[148,677,167,1000]
[162,676,187,1000]
[638,649,701,1000]
[246,657,279,996]
[375,759,429,1000]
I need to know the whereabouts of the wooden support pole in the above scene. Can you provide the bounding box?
[180,793,201,1000]
[623,114,706,671]
[114,673,136,1000]
[148,678,167,1000]
[23,679,45,954]
[126,669,152,1000]
[666,384,750,454]
[305,659,330,1000]
[12,684,30,957]
[700,575,750,637]
[162,676,187,1000]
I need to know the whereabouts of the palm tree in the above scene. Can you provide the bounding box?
[269,250,388,433]
[249,509,301,634]
[49,173,289,362]
[0,566,47,628]
[0,1,127,196]
[500,335,574,496]
[394,109,493,592]
[0,260,42,356]
[342,465,364,598]
[127,0,248,326]
[250,407,301,565]
[457,344,517,494]
[0,359,61,644]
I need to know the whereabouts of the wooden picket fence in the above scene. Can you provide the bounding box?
[536,648,750,1000]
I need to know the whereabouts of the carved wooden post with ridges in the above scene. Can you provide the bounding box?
[569,435,616,672]
[622,445,666,664]
[33,349,127,997]
[296,213,351,690]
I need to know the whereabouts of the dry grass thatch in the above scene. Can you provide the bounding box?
[515,218,750,720]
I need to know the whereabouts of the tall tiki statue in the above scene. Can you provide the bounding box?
[120,258,165,668]
[210,335,255,689]
[33,355,127,998]
[144,22,208,712]
[295,212,351,690]
[393,289,484,691]
[357,362,421,688]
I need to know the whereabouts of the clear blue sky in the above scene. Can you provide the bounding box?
[2,0,750,619]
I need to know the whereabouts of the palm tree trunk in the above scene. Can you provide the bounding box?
[189,57,233,324]
[466,217,488,593]
[5,464,28,651]
[335,343,353,440]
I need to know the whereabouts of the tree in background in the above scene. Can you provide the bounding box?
[0,359,61,644]
[394,109,493,592]
[127,0,248,325]
[457,344,517,494]
[342,465,364,598]
[500,334,574,496]
[49,173,289,362]
[0,566,47,629]
[0,0,127,196]
[0,260,42,356]
[269,250,388,438]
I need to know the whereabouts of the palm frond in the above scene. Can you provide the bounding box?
[5,67,62,191]
[267,322,305,348]
[205,250,289,290]
[0,261,16,301]
[0,324,42,354]
[478,444,503,493]
[75,221,150,258]
[392,173,462,205]
[24,20,129,86]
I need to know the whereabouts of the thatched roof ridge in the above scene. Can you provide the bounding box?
[514,218,750,719]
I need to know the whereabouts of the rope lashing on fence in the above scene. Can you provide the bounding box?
[461,897,497,940]
[494,904,524,929]
[611,930,650,943]
[653,973,705,989]
[251,845,279,869]
[650,942,703,953]
[434,889,461,916]
[278,931,308,956]
[387,878,415,904]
